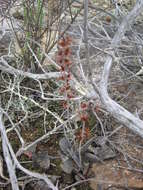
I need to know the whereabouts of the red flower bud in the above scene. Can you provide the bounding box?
[64,58,72,65]
[80,113,89,122]
[60,66,65,71]
[67,73,71,79]
[64,48,71,56]
[59,87,66,93]
[85,127,90,138]
[65,84,70,90]
[67,93,74,99]
[62,101,68,109]
[58,39,67,47]
[80,102,88,109]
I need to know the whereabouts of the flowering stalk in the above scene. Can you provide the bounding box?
[57,36,91,142]
[57,36,74,109]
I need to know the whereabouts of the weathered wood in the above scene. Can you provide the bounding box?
[99,0,143,138]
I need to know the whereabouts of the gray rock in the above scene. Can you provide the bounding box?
[83,152,101,163]
[30,180,51,190]
[84,144,116,163]
[32,151,50,171]
[50,175,60,184]
[95,144,116,160]
[60,158,74,174]
[59,137,72,155]
[83,136,116,163]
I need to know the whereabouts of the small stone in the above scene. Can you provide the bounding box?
[61,158,74,174]
[30,180,51,190]
[32,151,50,170]
[50,175,60,184]
[59,138,72,155]
[96,145,116,160]
[84,144,116,163]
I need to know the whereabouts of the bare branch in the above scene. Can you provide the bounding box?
[0,112,19,190]
[0,65,62,80]
[99,0,143,137]
[0,110,58,190]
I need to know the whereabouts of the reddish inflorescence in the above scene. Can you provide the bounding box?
[80,102,88,110]
[57,36,91,143]
[57,36,74,108]
[79,101,89,122]
[62,100,68,109]
[76,101,91,142]
[80,113,89,122]
[76,126,90,142]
